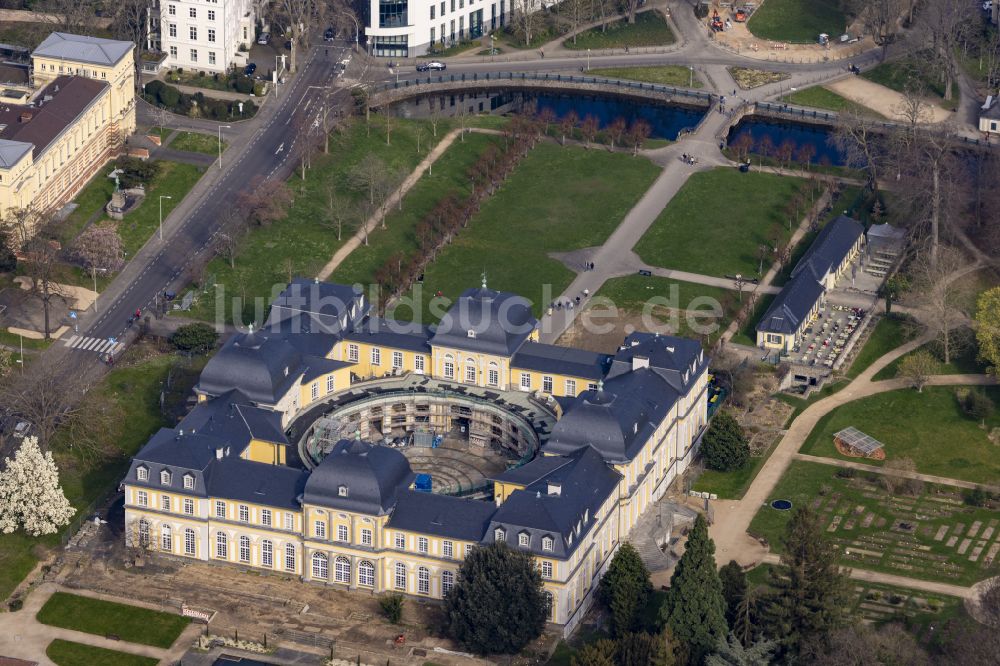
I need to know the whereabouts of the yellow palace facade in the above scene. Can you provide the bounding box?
[123,279,709,634]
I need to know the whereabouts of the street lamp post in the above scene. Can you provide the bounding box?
[218,124,231,169]
[490,34,495,62]
[689,66,694,87]
[587,48,591,72]
[159,195,172,241]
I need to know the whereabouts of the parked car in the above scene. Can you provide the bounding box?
[257,32,270,45]
[244,62,257,76]
[416,61,446,72]
[324,27,335,42]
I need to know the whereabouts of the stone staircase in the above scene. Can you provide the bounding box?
[626,498,699,573]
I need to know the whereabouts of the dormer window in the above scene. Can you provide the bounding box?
[542,536,553,552]
[284,366,289,377]
[338,485,349,497]
[495,528,506,542]
[584,509,590,523]
[137,466,148,481]
[518,532,530,547]
[160,469,171,485]
[183,474,195,490]
[467,329,476,338]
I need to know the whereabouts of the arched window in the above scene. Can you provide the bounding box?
[494,528,505,542]
[442,570,454,596]
[215,531,227,559]
[487,362,499,387]
[358,560,375,587]
[239,535,250,563]
[261,540,273,567]
[443,354,455,379]
[417,566,430,594]
[284,543,296,572]
[161,524,172,552]
[184,528,195,556]
[334,556,351,583]
[311,552,329,579]
[394,562,407,590]
[137,518,150,548]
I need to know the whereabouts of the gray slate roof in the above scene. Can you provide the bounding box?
[343,317,432,354]
[511,342,611,380]
[386,490,497,541]
[790,215,864,283]
[0,140,31,168]
[430,287,537,356]
[303,439,415,515]
[181,389,288,453]
[486,447,621,558]
[33,32,133,66]
[606,332,704,393]
[265,279,367,335]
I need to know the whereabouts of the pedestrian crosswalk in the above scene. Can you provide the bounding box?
[62,335,124,355]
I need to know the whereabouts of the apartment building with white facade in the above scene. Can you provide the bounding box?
[155,0,255,73]
[365,0,517,57]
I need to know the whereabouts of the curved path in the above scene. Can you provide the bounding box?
[709,319,998,570]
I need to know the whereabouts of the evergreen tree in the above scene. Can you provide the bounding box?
[660,514,727,664]
[618,630,673,666]
[701,412,750,472]
[732,587,760,649]
[597,542,652,636]
[443,541,549,655]
[705,633,776,666]
[718,560,747,627]
[761,507,852,657]
[571,639,617,666]
[0,230,16,273]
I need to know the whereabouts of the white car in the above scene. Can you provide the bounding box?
[257,32,270,45]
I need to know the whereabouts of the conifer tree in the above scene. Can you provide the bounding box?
[661,514,727,664]
[718,560,747,627]
[705,633,776,666]
[761,507,852,657]
[597,542,652,636]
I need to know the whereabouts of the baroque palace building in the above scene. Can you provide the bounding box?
[123,279,710,634]
[0,32,136,234]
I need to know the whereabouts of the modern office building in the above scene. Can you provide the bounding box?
[123,279,711,635]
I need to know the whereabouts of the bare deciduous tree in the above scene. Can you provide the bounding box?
[831,108,887,194]
[905,247,970,365]
[109,0,150,95]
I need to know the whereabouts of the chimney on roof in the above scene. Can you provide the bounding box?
[547,482,561,497]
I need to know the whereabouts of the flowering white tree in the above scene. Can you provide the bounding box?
[0,436,75,536]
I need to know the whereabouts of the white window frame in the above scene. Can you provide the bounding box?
[371,348,381,365]
[160,469,171,485]
[327,375,335,394]
[312,552,328,579]
[184,498,195,515]
[520,373,531,390]
[488,368,499,387]
[261,540,273,567]
[395,533,406,549]
[565,379,576,395]
[541,561,553,579]
[418,536,429,554]
[395,562,407,590]
[184,528,196,555]
[161,525,172,551]
[261,509,272,526]
[442,570,454,595]
[542,536,553,552]
[518,532,529,547]
[414,355,425,373]
[495,528,505,542]
[216,532,227,559]
[315,520,326,539]
[348,344,359,362]
[443,540,454,558]
[136,490,148,507]
[238,504,249,522]
[358,560,375,586]
[183,474,194,490]
[335,556,350,583]
[337,524,349,542]
[284,513,294,531]
[239,535,250,563]
[161,495,171,512]
[137,466,148,481]
[361,528,373,546]
[542,376,553,393]
[284,544,296,572]
[392,351,403,369]
[417,567,430,594]
[465,364,476,383]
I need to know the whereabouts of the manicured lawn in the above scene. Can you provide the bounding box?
[693,439,778,499]
[873,343,984,381]
[746,0,848,43]
[748,460,1000,585]
[38,592,190,648]
[862,58,959,111]
[635,168,808,279]
[331,131,501,291]
[564,11,675,50]
[117,161,205,255]
[845,316,911,379]
[0,351,189,602]
[0,328,54,351]
[58,167,118,245]
[780,86,884,118]
[169,131,226,155]
[392,142,660,321]
[46,640,159,666]
[799,386,1000,484]
[589,65,701,88]
[184,117,460,326]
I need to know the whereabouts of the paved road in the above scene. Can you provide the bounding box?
[63,43,354,361]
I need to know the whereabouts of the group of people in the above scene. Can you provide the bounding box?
[680,153,698,165]
[549,289,591,314]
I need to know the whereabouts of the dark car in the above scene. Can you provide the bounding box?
[415,61,446,72]
[324,27,335,42]
[244,62,257,76]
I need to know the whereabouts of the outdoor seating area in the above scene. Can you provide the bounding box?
[790,304,866,368]
[833,426,885,459]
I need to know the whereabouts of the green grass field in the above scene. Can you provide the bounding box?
[169,131,226,155]
[0,352,188,602]
[635,169,807,279]
[873,343,984,381]
[748,460,1000,585]
[799,386,1000,484]
[780,86,884,118]
[331,132,501,289]
[746,0,848,43]
[391,142,660,321]
[117,161,204,255]
[38,592,190,648]
[862,58,959,111]
[564,11,675,50]
[845,316,911,379]
[589,65,701,88]
[46,640,159,666]
[730,292,775,347]
[693,439,778,499]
